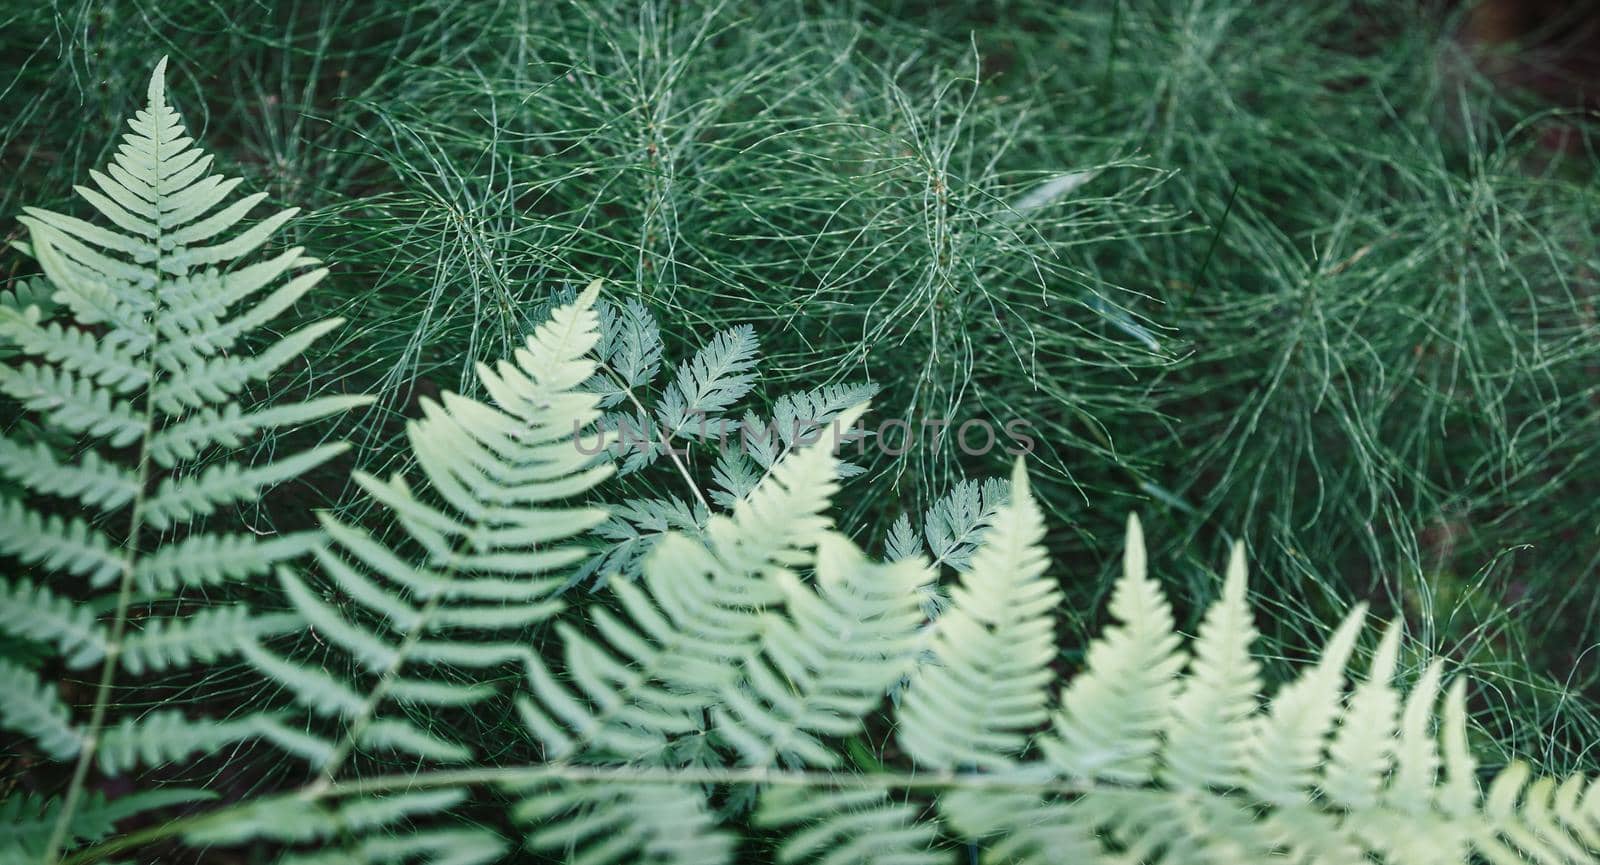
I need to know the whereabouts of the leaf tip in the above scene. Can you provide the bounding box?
[149,56,169,106]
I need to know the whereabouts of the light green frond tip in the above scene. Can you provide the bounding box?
[149,55,168,105]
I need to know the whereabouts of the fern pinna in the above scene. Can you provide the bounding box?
[0,59,365,861]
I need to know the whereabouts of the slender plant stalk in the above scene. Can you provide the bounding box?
[63,762,1103,865]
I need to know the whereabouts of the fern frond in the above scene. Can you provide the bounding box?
[756,786,946,865]
[0,305,148,390]
[896,458,1056,770]
[187,789,504,865]
[657,324,759,433]
[150,318,341,413]
[709,447,764,508]
[248,281,612,775]
[736,381,881,472]
[1160,541,1261,791]
[132,530,321,592]
[590,296,665,407]
[1040,514,1186,784]
[0,788,214,862]
[0,278,58,321]
[0,658,82,759]
[119,607,302,675]
[573,495,707,588]
[0,578,108,668]
[0,56,364,861]
[147,395,370,466]
[0,497,120,585]
[1240,602,1366,806]
[96,711,262,775]
[0,434,139,512]
[938,789,1097,864]
[0,362,143,443]
[1322,620,1404,810]
[914,479,1600,863]
[279,830,507,865]
[141,443,348,529]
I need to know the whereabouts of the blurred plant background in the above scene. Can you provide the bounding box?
[2,0,1596,779]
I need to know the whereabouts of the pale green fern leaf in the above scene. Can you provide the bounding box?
[0,62,363,865]
[571,494,707,588]
[95,711,262,774]
[1041,514,1186,784]
[280,831,507,865]
[0,305,147,390]
[589,296,665,407]
[655,324,758,435]
[710,446,764,508]
[0,434,139,512]
[736,381,880,472]
[132,531,321,592]
[0,788,214,863]
[0,658,81,759]
[186,789,504,865]
[247,281,612,773]
[0,496,122,584]
[939,789,1104,864]
[912,486,1600,863]
[119,607,302,675]
[896,458,1056,770]
[142,442,348,528]
[1241,602,1366,806]
[917,477,1010,571]
[884,475,1009,623]
[147,395,368,466]
[0,579,108,668]
[0,278,57,321]
[1161,540,1260,791]
[1322,619,1404,810]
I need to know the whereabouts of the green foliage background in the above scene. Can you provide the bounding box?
[2,0,1596,812]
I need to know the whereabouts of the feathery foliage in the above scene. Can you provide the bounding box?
[568,291,876,589]
[0,57,364,863]
[242,278,612,776]
[165,290,1599,865]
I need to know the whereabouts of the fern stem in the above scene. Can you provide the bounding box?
[324,762,1099,797]
[41,441,153,864]
[61,763,1102,865]
[607,358,711,512]
[306,588,459,790]
[41,113,171,865]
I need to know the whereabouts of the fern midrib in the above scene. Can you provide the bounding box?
[607,356,709,512]
[43,98,174,865]
[57,763,1106,865]
[307,584,460,789]
[308,478,548,786]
